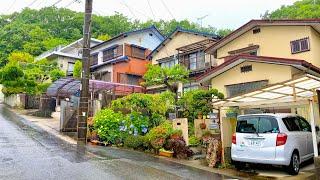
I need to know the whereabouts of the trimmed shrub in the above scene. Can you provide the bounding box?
[124,135,144,149]
[145,121,173,150]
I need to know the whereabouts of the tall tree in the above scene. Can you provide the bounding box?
[143,64,189,102]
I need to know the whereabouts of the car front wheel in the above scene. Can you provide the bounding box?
[287,152,300,175]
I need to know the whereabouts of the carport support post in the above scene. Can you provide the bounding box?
[219,107,226,164]
[309,99,319,157]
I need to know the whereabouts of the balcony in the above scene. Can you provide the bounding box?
[179,53,216,72]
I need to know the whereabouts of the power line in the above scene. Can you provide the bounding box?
[147,0,156,19]
[51,0,64,7]
[27,0,38,8]
[6,0,17,13]
[160,0,174,19]
[65,0,81,8]
[35,0,48,9]
[121,0,138,20]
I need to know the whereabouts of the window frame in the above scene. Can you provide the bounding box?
[290,37,310,54]
[102,46,118,62]
[131,45,146,59]
[240,65,252,73]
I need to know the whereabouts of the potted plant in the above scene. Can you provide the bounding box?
[200,122,207,129]
[159,148,174,158]
[90,130,100,145]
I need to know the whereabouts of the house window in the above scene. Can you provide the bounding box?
[131,46,146,59]
[183,85,199,93]
[189,53,197,70]
[119,73,141,85]
[94,71,111,82]
[67,62,75,75]
[240,65,252,73]
[291,37,310,54]
[253,28,260,34]
[160,59,178,68]
[90,54,98,66]
[226,80,268,97]
[103,46,118,61]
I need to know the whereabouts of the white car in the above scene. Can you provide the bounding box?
[231,113,320,175]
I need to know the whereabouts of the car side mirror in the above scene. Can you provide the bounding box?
[316,126,320,132]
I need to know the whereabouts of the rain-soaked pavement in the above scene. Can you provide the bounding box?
[0,104,236,180]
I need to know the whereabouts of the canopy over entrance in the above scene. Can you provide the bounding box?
[214,74,320,158]
[213,74,320,108]
[46,78,144,97]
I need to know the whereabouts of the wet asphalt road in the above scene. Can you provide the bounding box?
[0,104,235,180]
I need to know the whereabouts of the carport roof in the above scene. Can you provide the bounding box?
[46,78,144,97]
[213,74,320,108]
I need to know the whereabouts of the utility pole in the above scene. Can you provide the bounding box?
[77,0,92,143]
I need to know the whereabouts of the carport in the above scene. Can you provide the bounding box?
[213,74,320,164]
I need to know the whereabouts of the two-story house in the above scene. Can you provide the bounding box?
[36,38,103,76]
[89,26,165,86]
[198,19,320,98]
[148,27,220,93]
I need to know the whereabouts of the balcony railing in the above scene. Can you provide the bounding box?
[179,54,215,72]
[36,45,65,60]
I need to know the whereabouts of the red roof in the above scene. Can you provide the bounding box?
[196,55,320,81]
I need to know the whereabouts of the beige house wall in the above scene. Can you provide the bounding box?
[217,26,318,66]
[152,32,208,65]
[210,61,296,97]
[56,57,78,74]
[310,27,320,67]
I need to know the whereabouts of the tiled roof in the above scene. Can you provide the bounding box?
[91,25,165,50]
[147,27,220,59]
[197,55,320,82]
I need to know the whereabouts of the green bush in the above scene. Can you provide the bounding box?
[189,136,200,146]
[124,135,144,149]
[145,121,173,150]
[93,108,126,144]
[111,92,174,128]
[126,111,149,135]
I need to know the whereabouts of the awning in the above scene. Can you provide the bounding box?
[214,74,320,158]
[46,78,144,97]
[213,74,320,108]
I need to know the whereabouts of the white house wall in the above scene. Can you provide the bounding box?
[91,30,163,65]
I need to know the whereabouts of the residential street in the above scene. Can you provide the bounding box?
[0,104,235,180]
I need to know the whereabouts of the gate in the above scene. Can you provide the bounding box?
[25,95,40,109]
[60,100,78,132]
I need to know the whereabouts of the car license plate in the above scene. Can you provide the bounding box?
[248,140,261,147]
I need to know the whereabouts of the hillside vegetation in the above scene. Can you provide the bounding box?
[0,7,231,67]
[263,0,320,19]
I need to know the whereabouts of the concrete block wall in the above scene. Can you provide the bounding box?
[3,94,25,108]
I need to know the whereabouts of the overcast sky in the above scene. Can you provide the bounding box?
[0,0,298,29]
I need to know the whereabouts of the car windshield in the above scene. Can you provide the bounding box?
[236,116,279,133]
